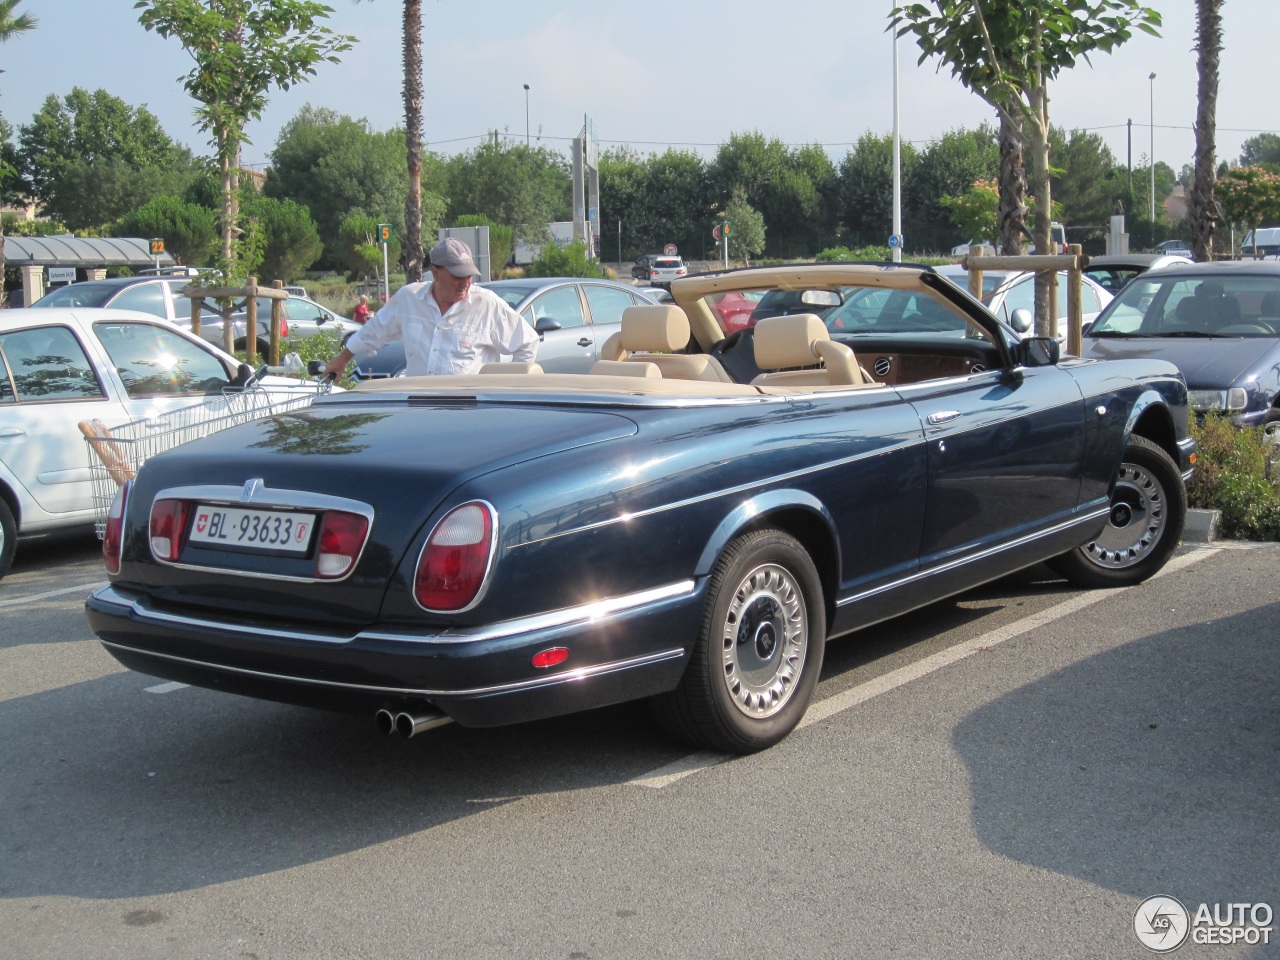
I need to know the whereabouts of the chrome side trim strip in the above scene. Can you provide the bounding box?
[90,578,698,646]
[836,507,1109,608]
[98,638,686,699]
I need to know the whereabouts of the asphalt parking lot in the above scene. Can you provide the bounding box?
[1,537,1277,959]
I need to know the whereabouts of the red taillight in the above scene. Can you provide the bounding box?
[414,502,495,611]
[149,498,189,563]
[531,647,569,669]
[315,511,369,578]
[103,482,130,575]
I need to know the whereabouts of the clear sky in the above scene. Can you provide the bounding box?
[4,1,1278,176]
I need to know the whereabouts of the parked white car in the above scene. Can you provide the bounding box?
[934,263,1113,340]
[0,307,320,579]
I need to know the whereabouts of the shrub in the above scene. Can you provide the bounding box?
[527,240,609,279]
[1188,413,1280,539]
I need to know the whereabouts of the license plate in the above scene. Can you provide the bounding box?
[188,504,316,554]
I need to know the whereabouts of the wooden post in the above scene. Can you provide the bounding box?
[1066,243,1084,357]
[190,294,201,339]
[271,279,284,366]
[244,276,258,364]
[967,247,985,301]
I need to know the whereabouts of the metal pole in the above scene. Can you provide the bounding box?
[523,84,530,147]
[617,219,622,265]
[892,21,902,263]
[1148,73,1156,225]
[382,241,389,304]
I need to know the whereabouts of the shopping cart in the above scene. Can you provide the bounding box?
[82,373,334,537]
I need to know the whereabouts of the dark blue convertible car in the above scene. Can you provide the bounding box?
[86,262,1196,753]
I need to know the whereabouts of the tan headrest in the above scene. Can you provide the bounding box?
[753,314,829,369]
[620,304,690,353]
[590,359,662,378]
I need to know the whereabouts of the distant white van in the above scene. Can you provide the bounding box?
[1241,227,1280,257]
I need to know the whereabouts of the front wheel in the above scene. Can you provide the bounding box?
[650,529,825,753]
[1049,435,1185,588]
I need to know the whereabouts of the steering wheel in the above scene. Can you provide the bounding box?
[710,327,764,383]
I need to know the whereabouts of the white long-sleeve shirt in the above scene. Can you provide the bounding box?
[345,281,539,375]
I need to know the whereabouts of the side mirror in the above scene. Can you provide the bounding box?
[535,317,562,333]
[229,362,255,387]
[1018,336,1060,367]
[1009,308,1033,335]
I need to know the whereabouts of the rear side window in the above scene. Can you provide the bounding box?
[582,284,636,326]
[109,282,168,319]
[0,325,106,401]
[524,286,586,329]
[94,321,231,398]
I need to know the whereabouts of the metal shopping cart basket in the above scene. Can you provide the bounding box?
[82,379,333,537]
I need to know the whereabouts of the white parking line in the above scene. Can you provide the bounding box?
[145,681,189,694]
[628,548,1219,788]
[0,582,104,608]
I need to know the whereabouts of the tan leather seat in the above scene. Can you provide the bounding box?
[598,304,735,383]
[478,361,544,374]
[750,313,868,387]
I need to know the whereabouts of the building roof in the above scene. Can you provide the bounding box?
[3,235,175,268]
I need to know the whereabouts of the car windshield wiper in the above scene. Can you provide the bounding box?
[1088,329,1145,337]
[1160,330,1216,338]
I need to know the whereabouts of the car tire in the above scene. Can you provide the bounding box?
[650,528,825,753]
[1048,435,1185,588]
[1262,409,1280,445]
[0,496,16,581]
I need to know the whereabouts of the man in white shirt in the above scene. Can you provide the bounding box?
[323,238,539,378]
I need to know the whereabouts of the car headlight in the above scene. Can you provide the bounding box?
[1187,388,1248,412]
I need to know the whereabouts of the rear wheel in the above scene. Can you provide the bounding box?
[0,497,16,581]
[1049,435,1185,588]
[651,529,825,753]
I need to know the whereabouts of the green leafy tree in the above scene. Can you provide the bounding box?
[724,189,765,267]
[1240,133,1280,169]
[242,195,323,282]
[136,0,355,278]
[599,146,712,262]
[443,138,570,244]
[838,132,920,249]
[264,106,411,266]
[941,179,999,242]
[527,239,608,279]
[0,0,37,288]
[1217,167,1280,258]
[907,126,999,253]
[337,212,400,281]
[117,196,218,266]
[891,1,1160,333]
[454,214,512,277]
[16,88,194,228]
[1048,126,1121,233]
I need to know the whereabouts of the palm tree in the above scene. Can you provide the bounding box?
[1190,0,1223,261]
[355,0,424,282]
[0,0,38,301]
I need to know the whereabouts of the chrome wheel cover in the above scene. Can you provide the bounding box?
[1083,460,1167,569]
[719,563,808,719]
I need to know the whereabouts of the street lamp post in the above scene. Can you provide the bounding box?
[523,84,530,147]
[1148,72,1156,225]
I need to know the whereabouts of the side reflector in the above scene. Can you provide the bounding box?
[315,511,369,579]
[149,498,189,563]
[414,502,496,612]
[103,481,130,575]
[531,647,569,669]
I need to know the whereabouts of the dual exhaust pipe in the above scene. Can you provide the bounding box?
[375,706,452,739]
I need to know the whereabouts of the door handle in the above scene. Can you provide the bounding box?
[927,410,962,425]
[0,427,24,438]
[577,338,593,347]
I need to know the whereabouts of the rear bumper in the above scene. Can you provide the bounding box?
[86,580,701,727]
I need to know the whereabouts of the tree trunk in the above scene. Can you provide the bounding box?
[402,0,424,283]
[997,107,1027,256]
[1191,0,1223,262]
[1027,72,1054,338]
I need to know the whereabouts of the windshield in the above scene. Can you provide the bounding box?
[31,283,116,308]
[1088,274,1280,338]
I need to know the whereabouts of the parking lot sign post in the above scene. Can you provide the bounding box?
[149,238,165,273]
[376,224,393,303]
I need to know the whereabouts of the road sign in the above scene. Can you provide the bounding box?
[722,221,731,237]
[149,238,165,256]
[712,224,721,240]
[663,243,678,255]
[888,234,901,249]
[376,223,393,243]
